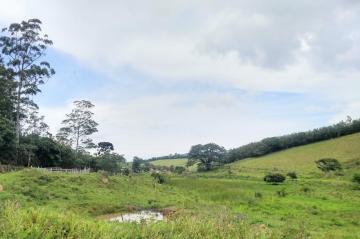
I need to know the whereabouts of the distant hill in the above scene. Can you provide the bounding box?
[215,132,360,177]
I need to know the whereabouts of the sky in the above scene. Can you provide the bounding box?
[0,0,360,159]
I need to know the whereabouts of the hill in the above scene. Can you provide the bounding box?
[1,134,360,238]
[219,132,360,178]
[150,158,188,167]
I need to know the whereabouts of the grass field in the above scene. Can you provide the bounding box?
[150,158,188,167]
[220,133,360,178]
[1,134,360,238]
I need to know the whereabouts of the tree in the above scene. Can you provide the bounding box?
[0,58,15,121]
[21,105,49,137]
[0,19,55,145]
[97,141,114,155]
[132,156,142,173]
[315,158,342,172]
[96,153,125,174]
[0,117,16,164]
[56,100,98,156]
[264,173,286,184]
[0,59,16,163]
[188,143,226,171]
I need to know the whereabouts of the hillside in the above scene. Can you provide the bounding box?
[1,134,360,238]
[222,132,360,178]
[150,158,188,167]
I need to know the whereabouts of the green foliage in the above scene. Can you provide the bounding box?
[287,171,297,179]
[264,173,286,184]
[97,141,114,155]
[0,201,258,239]
[56,100,98,153]
[95,153,126,174]
[227,119,360,163]
[0,19,55,144]
[132,157,143,173]
[352,174,360,184]
[276,188,287,197]
[173,166,186,174]
[151,172,166,184]
[315,158,342,172]
[0,117,16,164]
[188,143,226,171]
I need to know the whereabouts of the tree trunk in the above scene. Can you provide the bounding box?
[75,127,80,158]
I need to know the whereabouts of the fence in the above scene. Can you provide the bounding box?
[37,167,90,174]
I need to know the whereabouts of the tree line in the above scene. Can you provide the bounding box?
[187,117,360,171]
[0,19,126,173]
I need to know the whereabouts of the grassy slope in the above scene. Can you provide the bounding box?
[223,133,360,178]
[150,158,188,167]
[1,134,360,238]
[0,170,195,216]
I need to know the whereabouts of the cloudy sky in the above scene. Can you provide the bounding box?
[1,0,360,159]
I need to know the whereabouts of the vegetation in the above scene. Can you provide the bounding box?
[188,143,226,171]
[316,158,342,172]
[1,18,360,238]
[352,174,360,184]
[263,173,286,184]
[287,171,297,179]
[227,118,360,163]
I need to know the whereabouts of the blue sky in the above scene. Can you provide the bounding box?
[1,0,360,159]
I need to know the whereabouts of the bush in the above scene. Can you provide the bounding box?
[122,168,130,176]
[276,188,287,197]
[352,174,360,184]
[254,192,262,198]
[287,171,297,179]
[151,172,166,184]
[264,173,286,184]
[174,166,186,174]
[315,158,342,172]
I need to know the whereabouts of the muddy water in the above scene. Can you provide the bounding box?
[109,210,164,223]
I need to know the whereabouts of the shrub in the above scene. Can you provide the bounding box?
[151,172,166,184]
[301,187,311,193]
[276,188,287,197]
[254,192,262,198]
[315,158,342,172]
[122,168,130,176]
[352,174,360,184]
[264,173,286,184]
[174,166,186,174]
[287,171,297,179]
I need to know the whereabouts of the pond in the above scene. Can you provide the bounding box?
[109,210,164,223]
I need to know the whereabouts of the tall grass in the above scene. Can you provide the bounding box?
[0,201,272,239]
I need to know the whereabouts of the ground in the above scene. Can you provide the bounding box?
[0,133,360,238]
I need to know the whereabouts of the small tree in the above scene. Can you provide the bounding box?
[97,142,114,155]
[132,156,142,173]
[315,158,342,172]
[264,173,286,184]
[187,143,226,171]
